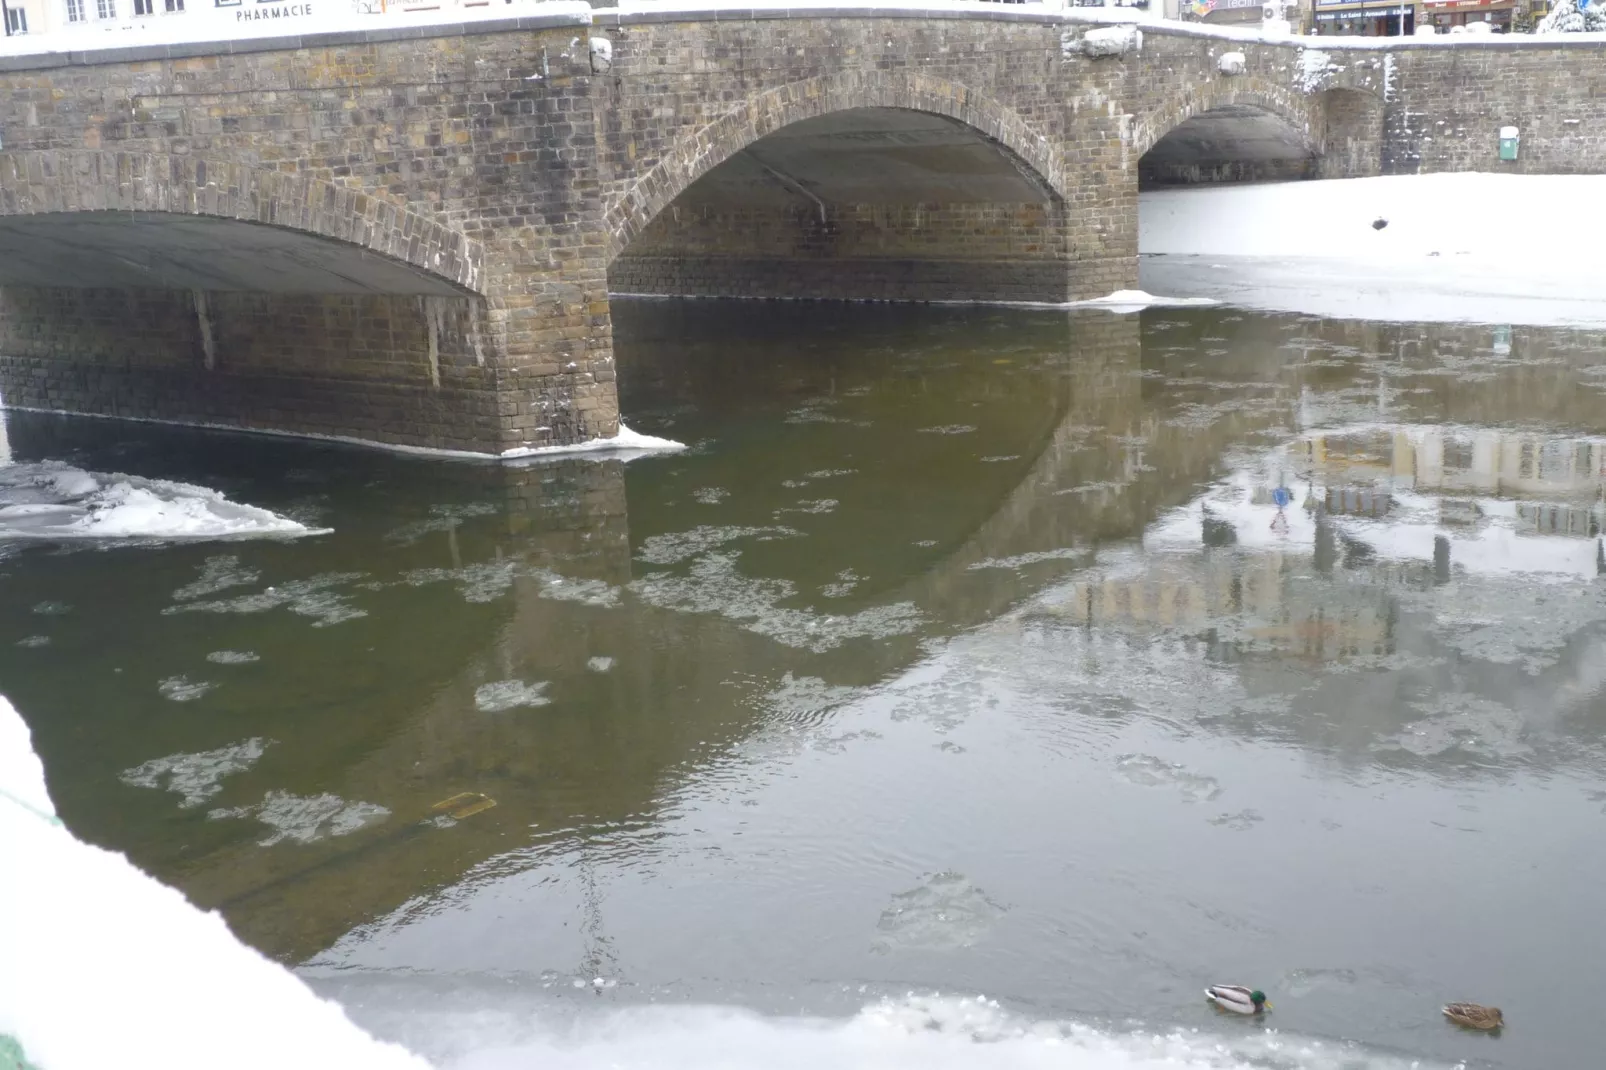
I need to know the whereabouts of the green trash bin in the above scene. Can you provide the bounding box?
[1499,126,1520,162]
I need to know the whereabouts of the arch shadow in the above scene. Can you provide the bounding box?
[0,150,485,295]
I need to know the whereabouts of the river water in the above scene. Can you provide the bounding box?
[5,298,1606,1069]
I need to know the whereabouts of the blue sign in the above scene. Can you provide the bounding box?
[1272,487,1291,509]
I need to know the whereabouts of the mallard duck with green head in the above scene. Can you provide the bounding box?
[1205,985,1270,1015]
[1443,1003,1503,1030]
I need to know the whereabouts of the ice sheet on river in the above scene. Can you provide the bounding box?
[0,461,324,541]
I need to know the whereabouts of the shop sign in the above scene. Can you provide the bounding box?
[1423,0,1501,8]
[1314,4,1410,16]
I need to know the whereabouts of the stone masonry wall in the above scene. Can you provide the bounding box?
[2,13,1606,450]
[609,201,1069,302]
[0,286,502,453]
[0,15,618,454]
[1382,45,1606,175]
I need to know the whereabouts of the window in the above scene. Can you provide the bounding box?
[5,6,26,30]
[165,0,184,10]
[134,0,154,14]
[66,0,85,21]
[96,0,114,17]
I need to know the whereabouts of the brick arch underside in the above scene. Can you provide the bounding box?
[0,150,485,294]
[1131,78,1333,163]
[603,71,1068,264]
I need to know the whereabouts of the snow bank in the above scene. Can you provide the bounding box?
[0,461,323,541]
[1140,174,1606,327]
[0,696,433,1070]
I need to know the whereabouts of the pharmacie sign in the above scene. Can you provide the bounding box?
[214,0,315,21]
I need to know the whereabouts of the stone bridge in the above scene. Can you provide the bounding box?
[0,7,1602,455]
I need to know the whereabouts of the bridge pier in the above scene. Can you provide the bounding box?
[0,285,514,455]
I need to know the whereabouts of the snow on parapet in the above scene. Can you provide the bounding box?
[1079,24,1143,58]
[1296,47,1339,92]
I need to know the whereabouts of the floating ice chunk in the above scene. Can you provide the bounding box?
[499,421,684,460]
[533,570,622,608]
[636,525,802,565]
[0,462,322,541]
[587,656,615,673]
[158,676,217,703]
[404,560,520,603]
[120,738,271,808]
[174,555,260,601]
[163,572,368,627]
[210,790,390,846]
[1114,754,1223,802]
[873,871,1005,953]
[475,680,552,712]
[14,636,49,649]
[206,650,261,665]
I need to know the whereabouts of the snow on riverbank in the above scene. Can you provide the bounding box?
[0,462,324,541]
[1140,173,1606,327]
[0,697,433,1070]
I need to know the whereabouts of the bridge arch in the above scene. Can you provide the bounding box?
[0,150,484,294]
[1132,77,1324,164]
[604,70,1068,263]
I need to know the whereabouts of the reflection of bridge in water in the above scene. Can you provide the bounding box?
[47,311,1606,965]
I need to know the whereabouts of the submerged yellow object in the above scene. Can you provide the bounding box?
[431,792,497,820]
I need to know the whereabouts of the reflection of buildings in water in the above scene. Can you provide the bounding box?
[1047,551,1394,661]
[1297,425,1606,510]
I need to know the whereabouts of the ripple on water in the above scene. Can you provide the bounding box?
[119,737,271,807]
[209,790,389,846]
[1114,754,1223,802]
[764,672,867,728]
[475,679,552,712]
[872,871,1005,954]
